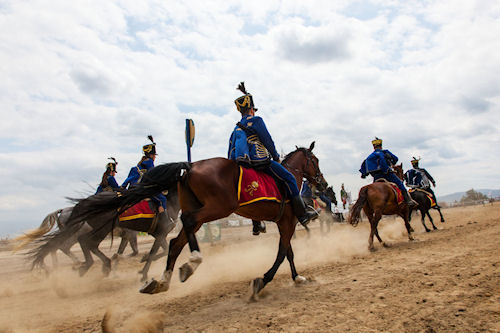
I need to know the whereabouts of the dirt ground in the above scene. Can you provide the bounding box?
[0,203,499,332]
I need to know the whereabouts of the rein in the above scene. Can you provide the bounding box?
[282,149,323,187]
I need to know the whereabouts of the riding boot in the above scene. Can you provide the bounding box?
[402,190,418,208]
[291,195,319,226]
[252,220,266,236]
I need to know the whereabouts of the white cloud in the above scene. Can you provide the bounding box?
[1,0,500,236]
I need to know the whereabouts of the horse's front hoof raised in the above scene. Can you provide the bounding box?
[179,263,194,283]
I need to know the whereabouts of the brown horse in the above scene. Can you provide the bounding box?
[63,142,328,299]
[348,164,414,251]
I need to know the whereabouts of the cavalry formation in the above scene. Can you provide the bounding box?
[16,82,444,300]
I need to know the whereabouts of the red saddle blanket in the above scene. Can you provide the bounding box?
[238,166,284,206]
[390,184,404,205]
[409,188,436,207]
[119,200,155,222]
[376,179,404,205]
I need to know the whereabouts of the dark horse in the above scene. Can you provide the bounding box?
[29,188,180,282]
[348,164,414,251]
[61,142,327,299]
[408,189,445,232]
[16,207,139,271]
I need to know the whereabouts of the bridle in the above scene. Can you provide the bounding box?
[283,149,325,189]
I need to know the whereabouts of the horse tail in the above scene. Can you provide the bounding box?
[28,220,85,270]
[348,186,368,226]
[13,208,63,252]
[65,162,191,227]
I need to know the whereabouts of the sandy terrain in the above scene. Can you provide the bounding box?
[0,203,499,332]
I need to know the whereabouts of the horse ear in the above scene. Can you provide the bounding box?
[309,141,315,151]
[295,145,299,150]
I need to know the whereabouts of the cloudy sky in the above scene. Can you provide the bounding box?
[1,0,499,236]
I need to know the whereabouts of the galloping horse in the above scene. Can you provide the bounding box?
[408,189,445,232]
[16,207,139,271]
[62,142,327,298]
[348,164,414,251]
[29,188,180,281]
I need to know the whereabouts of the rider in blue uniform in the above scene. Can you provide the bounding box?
[96,157,120,194]
[404,157,440,207]
[121,135,166,213]
[228,82,317,230]
[359,137,417,207]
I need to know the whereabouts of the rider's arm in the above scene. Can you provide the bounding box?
[422,169,435,185]
[252,117,280,161]
[108,176,119,190]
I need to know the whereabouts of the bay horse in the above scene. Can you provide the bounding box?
[29,187,180,282]
[408,189,444,232]
[62,142,328,299]
[348,164,414,251]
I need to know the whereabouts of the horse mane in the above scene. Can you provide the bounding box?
[282,147,308,164]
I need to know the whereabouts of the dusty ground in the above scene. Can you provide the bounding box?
[0,203,499,332]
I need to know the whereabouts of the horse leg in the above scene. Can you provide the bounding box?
[77,233,95,276]
[427,212,438,230]
[112,234,128,260]
[138,236,163,282]
[128,231,139,256]
[402,214,414,242]
[369,211,382,251]
[140,230,188,294]
[435,207,445,222]
[420,209,431,232]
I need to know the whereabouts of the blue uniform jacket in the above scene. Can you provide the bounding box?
[300,181,313,198]
[121,158,166,209]
[359,149,398,177]
[95,176,119,194]
[228,115,280,164]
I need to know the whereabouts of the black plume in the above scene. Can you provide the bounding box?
[147,135,155,144]
[108,157,117,164]
[237,82,247,94]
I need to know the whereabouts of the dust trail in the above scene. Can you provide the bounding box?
[102,308,164,333]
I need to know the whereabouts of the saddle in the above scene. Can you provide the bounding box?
[237,166,287,206]
[375,179,404,205]
[409,188,436,207]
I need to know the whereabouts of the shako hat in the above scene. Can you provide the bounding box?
[142,135,157,155]
[234,82,258,113]
[106,157,118,173]
[371,137,382,147]
[411,156,421,166]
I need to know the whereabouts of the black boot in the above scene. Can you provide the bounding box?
[252,220,266,236]
[402,191,418,208]
[291,195,319,226]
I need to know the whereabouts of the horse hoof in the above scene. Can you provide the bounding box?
[369,247,376,252]
[140,275,147,283]
[111,254,119,261]
[441,219,445,223]
[140,279,158,294]
[140,255,149,263]
[409,227,415,233]
[249,278,265,301]
[382,242,391,248]
[425,229,431,233]
[129,252,139,257]
[78,266,89,277]
[102,265,111,277]
[179,263,194,283]
[294,275,307,284]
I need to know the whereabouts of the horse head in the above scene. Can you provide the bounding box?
[324,186,338,206]
[393,163,404,181]
[283,141,328,192]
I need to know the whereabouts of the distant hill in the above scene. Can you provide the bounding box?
[439,189,500,203]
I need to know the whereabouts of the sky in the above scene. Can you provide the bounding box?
[1,0,499,237]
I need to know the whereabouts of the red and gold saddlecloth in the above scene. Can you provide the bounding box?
[119,200,155,222]
[238,166,284,206]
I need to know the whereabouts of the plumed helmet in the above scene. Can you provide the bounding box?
[234,82,258,113]
[411,156,420,166]
[106,157,118,173]
[371,137,382,147]
[142,135,157,156]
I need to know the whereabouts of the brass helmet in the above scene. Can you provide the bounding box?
[142,135,157,156]
[234,82,258,113]
[106,157,118,173]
